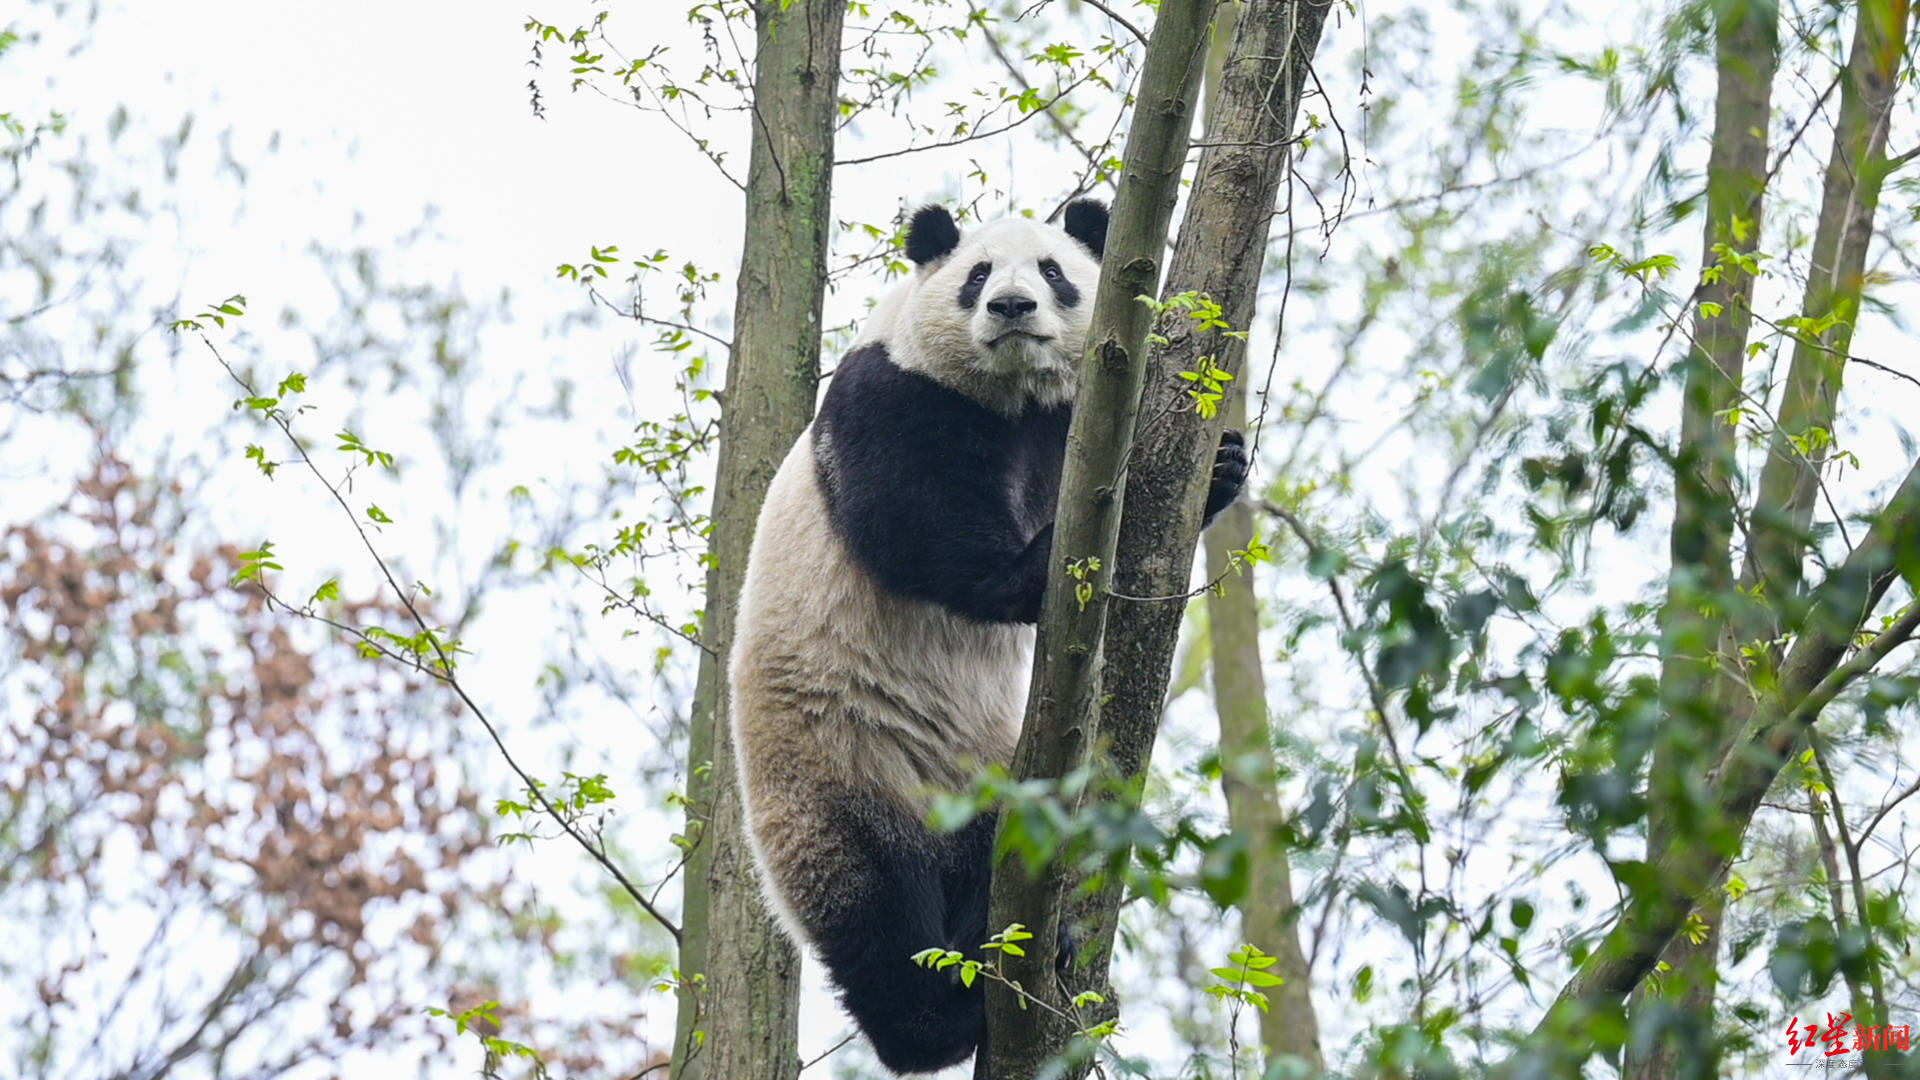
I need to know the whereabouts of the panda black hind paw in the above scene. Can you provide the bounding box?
[1203,428,1249,524]
[1056,922,1080,977]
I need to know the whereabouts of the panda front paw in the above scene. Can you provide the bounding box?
[1056,922,1080,978]
[1202,428,1249,525]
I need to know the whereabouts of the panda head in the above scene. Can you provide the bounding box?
[885,199,1108,414]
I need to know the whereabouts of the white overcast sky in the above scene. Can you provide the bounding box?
[5,1,1918,1077]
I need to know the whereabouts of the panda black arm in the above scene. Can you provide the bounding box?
[816,346,1055,624]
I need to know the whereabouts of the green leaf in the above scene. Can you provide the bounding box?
[1510,898,1535,931]
[231,542,283,585]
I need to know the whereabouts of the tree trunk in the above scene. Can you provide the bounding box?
[1197,3,1325,1070]
[1509,3,1916,1066]
[1506,458,1920,1078]
[670,2,845,1077]
[975,2,1220,1077]
[1205,386,1324,1072]
[1745,0,1908,603]
[1092,0,1329,803]
[1057,0,1330,1058]
[1632,0,1777,1075]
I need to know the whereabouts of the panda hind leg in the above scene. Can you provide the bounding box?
[805,795,993,1075]
[948,810,1081,978]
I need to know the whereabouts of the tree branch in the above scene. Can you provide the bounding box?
[208,344,685,944]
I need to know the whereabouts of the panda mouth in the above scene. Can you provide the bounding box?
[987,330,1053,347]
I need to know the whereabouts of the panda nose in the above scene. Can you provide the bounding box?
[987,294,1038,320]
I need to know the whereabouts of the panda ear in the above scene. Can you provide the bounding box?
[904,205,961,266]
[1063,199,1110,259]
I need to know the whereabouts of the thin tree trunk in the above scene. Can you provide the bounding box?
[1205,385,1324,1072]
[1632,0,1777,1075]
[1504,456,1920,1077]
[1051,0,1329,1061]
[1807,786,1896,1078]
[1197,2,1324,1070]
[1628,3,1909,1077]
[1744,0,1909,602]
[670,2,845,1076]
[976,2,1220,1076]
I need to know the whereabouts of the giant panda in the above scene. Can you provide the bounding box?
[728,198,1248,1075]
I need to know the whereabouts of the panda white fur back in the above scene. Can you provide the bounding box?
[729,199,1246,1075]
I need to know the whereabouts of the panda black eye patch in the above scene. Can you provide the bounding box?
[957,261,993,310]
[1038,258,1079,308]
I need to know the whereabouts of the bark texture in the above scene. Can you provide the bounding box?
[976,2,1220,1077]
[1094,0,1328,790]
[1062,0,1331,1049]
[1197,5,1324,1069]
[671,2,845,1077]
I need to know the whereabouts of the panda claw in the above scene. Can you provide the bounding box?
[1204,428,1250,524]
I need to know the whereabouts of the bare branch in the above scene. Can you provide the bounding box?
[1076,0,1149,47]
[206,340,683,944]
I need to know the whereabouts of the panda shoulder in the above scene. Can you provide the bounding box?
[852,279,912,348]
[818,342,975,469]
[822,340,919,421]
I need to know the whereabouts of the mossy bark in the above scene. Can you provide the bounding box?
[671,2,845,1077]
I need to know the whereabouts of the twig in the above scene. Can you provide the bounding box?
[1257,498,1417,787]
[975,3,1104,163]
[798,1032,857,1073]
[1855,773,1920,851]
[1742,302,1920,393]
[1076,0,1149,47]
[839,65,1107,165]
[586,285,733,351]
[579,563,717,658]
[205,337,683,944]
